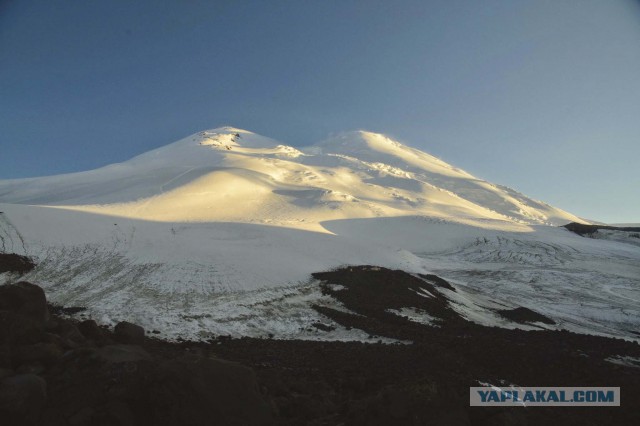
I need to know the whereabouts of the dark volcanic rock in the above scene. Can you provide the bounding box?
[67,406,97,426]
[0,310,45,346]
[301,266,640,426]
[0,373,47,425]
[0,272,638,426]
[96,344,151,363]
[0,253,35,274]
[497,307,555,325]
[47,304,86,316]
[312,266,463,342]
[15,363,45,375]
[114,321,145,345]
[134,355,272,426]
[0,368,13,380]
[77,319,105,342]
[0,280,274,425]
[0,345,10,369]
[311,322,335,332]
[12,342,64,368]
[54,318,87,348]
[563,222,640,236]
[418,273,456,292]
[345,381,470,425]
[0,281,49,323]
[43,347,271,426]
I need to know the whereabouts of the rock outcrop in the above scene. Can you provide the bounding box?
[0,280,272,426]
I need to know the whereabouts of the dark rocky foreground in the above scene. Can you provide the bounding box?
[0,281,271,426]
[1,254,639,425]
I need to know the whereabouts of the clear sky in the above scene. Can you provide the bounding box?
[1,0,639,223]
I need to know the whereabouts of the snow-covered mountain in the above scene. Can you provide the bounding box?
[1,127,638,342]
[0,127,582,226]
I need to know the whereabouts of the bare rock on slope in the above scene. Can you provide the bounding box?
[0,281,49,324]
[114,321,145,345]
[0,254,35,274]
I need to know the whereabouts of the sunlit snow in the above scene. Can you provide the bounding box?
[1,127,638,341]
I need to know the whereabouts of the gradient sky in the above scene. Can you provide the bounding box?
[1,0,639,223]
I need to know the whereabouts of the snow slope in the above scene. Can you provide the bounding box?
[1,127,638,341]
[0,127,583,227]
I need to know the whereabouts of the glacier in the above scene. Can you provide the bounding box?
[1,127,638,341]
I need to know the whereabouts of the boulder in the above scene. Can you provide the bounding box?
[77,319,104,342]
[55,318,87,348]
[0,373,47,424]
[0,282,49,324]
[114,322,145,345]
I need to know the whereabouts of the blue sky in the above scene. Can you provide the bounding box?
[1,0,639,223]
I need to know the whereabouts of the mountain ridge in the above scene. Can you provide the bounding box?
[0,127,584,228]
